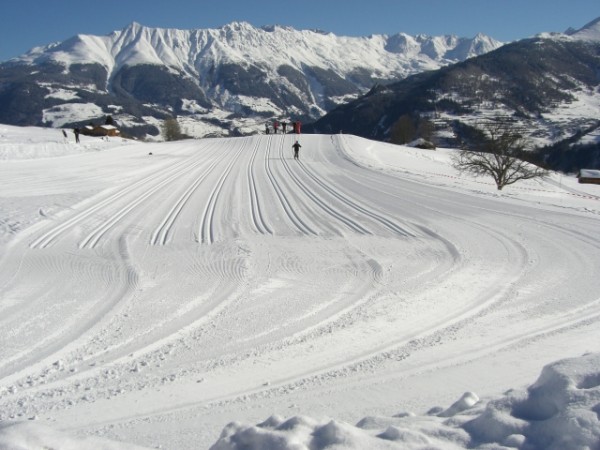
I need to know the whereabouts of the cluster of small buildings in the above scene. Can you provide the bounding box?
[79,124,120,137]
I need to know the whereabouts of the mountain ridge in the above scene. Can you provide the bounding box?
[0,22,502,137]
[13,21,501,73]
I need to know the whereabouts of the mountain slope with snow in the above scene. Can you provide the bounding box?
[0,126,599,448]
[310,20,600,171]
[566,16,600,41]
[0,22,502,137]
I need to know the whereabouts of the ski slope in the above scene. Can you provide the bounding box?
[1,130,599,448]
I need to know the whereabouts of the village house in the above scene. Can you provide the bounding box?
[80,124,121,137]
[577,169,600,185]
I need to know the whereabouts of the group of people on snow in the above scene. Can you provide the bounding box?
[265,119,302,135]
[264,119,303,160]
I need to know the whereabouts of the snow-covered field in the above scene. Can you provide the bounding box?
[0,125,599,449]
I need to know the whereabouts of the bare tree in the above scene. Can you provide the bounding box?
[390,115,416,145]
[452,119,548,190]
[416,117,435,142]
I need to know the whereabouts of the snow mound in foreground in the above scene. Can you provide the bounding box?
[0,354,598,450]
[210,352,600,450]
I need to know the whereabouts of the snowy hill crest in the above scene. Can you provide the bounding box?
[566,16,600,41]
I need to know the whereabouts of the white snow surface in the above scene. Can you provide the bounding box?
[0,125,599,449]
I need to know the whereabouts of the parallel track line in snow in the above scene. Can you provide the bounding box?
[297,157,415,237]
[29,148,203,249]
[199,143,246,244]
[278,138,372,235]
[263,136,317,236]
[150,143,224,246]
[79,147,216,250]
[247,138,272,235]
[29,186,138,250]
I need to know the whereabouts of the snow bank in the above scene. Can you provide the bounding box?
[0,124,136,160]
[0,353,597,450]
[210,353,600,449]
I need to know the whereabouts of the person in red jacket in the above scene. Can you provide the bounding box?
[292,120,302,134]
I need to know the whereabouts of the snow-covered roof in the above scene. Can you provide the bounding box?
[578,169,600,178]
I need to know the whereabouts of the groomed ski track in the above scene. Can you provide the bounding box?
[1,134,599,447]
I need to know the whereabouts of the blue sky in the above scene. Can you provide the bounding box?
[1,0,598,61]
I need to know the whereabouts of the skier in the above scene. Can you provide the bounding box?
[73,127,80,143]
[281,121,287,134]
[292,140,301,160]
[265,123,270,135]
[273,120,279,134]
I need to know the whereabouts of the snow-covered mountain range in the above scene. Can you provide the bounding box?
[0,22,502,137]
[17,21,500,81]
